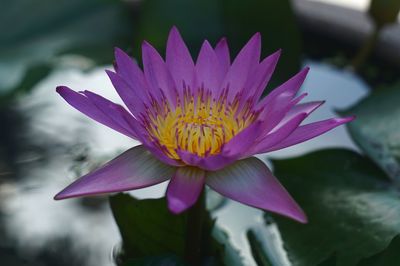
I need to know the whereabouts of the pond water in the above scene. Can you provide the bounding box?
[0,60,368,266]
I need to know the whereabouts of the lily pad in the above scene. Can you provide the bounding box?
[270,149,400,266]
[358,235,400,266]
[342,83,400,180]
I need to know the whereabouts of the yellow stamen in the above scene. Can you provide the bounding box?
[145,89,257,159]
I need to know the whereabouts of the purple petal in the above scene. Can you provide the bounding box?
[206,157,307,223]
[277,101,324,127]
[54,145,175,200]
[142,41,177,105]
[249,113,307,155]
[166,27,195,94]
[222,121,262,157]
[114,48,149,102]
[177,150,236,171]
[221,33,261,101]
[56,86,137,139]
[166,166,205,214]
[214,37,230,76]
[248,50,281,101]
[266,116,356,152]
[256,68,310,134]
[81,90,143,140]
[196,40,224,92]
[142,143,185,167]
[106,70,146,115]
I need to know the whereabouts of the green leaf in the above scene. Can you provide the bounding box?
[133,0,301,92]
[358,235,400,266]
[270,149,400,266]
[109,193,245,265]
[342,83,400,181]
[0,0,133,98]
[110,194,187,258]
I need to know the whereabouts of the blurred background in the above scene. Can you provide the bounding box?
[1,0,399,265]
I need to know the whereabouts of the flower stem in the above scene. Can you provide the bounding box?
[184,189,205,266]
[351,24,382,71]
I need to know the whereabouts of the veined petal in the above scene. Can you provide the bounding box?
[166,166,205,214]
[258,67,309,108]
[54,145,175,200]
[56,86,137,139]
[166,27,195,94]
[143,143,185,167]
[221,33,261,101]
[214,37,230,76]
[256,68,310,134]
[114,48,149,101]
[277,101,324,127]
[248,49,281,101]
[106,70,146,115]
[265,116,356,152]
[222,121,262,157]
[206,157,307,223]
[177,150,236,171]
[142,41,177,105]
[82,90,142,140]
[249,113,307,155]
[196,40,224,92]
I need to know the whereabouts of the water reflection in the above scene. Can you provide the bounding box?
[0,61,368,265]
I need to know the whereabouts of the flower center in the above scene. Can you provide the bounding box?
[144,89,257,159]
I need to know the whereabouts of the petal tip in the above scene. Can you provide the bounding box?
[167,198,188,214]
[114,47,123,55]
[56,85,69,94]
[341,115,356,123]
[294,212,308,224]
[54,191,68,200]
[168,26,183,41]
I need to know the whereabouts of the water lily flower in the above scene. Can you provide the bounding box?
[55,27,354,223]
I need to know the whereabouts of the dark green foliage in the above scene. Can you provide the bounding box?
[271,149,400,266]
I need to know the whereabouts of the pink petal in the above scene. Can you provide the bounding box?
[54,145,175,200]
[214,37,230,76]
[166,166,205,214]
[206,157,307,223]
[196,40,224,92]
[266,116,356,152]
[166,27,195,94]
[142,41,177,105]
[56,86,138,139]
[221,33,261,101]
